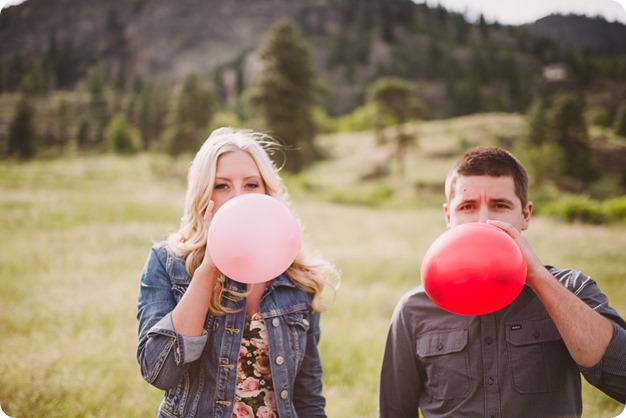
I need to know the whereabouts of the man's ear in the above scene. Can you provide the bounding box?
[443,203,451,229]
[521,201,533,231]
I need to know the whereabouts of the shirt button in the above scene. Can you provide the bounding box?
[280,390,288,399]
[276,356,285,365]
[488,377,494,385]
[485,337,493,345]
[272,318,280,327]
[436,342,444,351]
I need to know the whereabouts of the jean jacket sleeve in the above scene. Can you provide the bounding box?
[378,293,422,418]
[136,245,208,390]
[292,311,327,417]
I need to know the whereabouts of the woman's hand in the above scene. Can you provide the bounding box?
[172,200,221,337]
[197,200,220,277]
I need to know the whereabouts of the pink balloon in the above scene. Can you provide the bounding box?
[208,194,300,284]
[420,222,526,315]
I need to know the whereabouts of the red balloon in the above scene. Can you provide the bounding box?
[208,194,301,284]
[420,222,526,315]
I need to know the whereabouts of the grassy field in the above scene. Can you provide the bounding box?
[1,115,625,417]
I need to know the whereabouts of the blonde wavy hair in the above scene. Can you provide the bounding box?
[167,127,338,315]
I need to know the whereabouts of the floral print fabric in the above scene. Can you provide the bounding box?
[232,313,279,418]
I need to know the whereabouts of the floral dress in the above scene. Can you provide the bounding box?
[232,313,279,418]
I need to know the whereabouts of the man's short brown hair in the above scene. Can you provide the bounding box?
[445,146,529,208]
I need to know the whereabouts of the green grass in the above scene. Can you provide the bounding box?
[1,116,625,417]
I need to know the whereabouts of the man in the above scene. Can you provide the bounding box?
[378,146,626,417]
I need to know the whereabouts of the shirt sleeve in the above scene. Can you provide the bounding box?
[564,268,626,403]
[378,293,422,418]
[579,321,626,403]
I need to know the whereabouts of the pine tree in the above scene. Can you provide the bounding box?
[132,81,170,150]
[547,92,597,185]
[613,102,626,138]
[526,98,548,146]
[366,76,424,176]
[7,97,37,159]
[249,19,320,173]
[167,73,215,155]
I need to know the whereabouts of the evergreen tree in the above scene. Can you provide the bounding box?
[167,73,215,155]
[249,19,320,173]
[478,14,490,40]
[547,92,597,185]
[613,102,626,138]
[366,76,424,176]
[526,98,548,146]
[7,97,37,159]
[86,70,111,148]
[523,98,564,187]
[132,81,170,150]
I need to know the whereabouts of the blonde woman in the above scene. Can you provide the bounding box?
[137,127,338,418]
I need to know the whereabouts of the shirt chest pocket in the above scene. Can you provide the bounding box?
[506,317,573,393]
[416,329,471,400]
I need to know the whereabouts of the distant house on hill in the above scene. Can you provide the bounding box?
[542,63,568,82]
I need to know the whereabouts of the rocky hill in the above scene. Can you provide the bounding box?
[528,14,626,54]
[1,0,625,116]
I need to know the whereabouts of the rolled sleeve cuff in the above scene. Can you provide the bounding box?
[148,313,208,364]
[580,322,626,383]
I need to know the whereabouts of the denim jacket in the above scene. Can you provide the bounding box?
[136,242,326,418]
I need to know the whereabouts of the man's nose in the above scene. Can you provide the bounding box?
[477,207,490,223]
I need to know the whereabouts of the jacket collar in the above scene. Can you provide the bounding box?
[224,273,295,292]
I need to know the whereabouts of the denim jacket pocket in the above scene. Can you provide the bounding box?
[171,283,189,304]
[416,329,470,400]
[506,317,570,393]
[283,310,310,363]
[159,373,191,418]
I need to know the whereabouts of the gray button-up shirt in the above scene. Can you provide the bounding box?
[378,266,626,418]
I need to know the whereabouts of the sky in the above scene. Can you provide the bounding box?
[416,0,626,24]
[1,0,626,24]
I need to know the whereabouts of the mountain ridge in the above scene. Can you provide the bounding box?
[1,0,624,116]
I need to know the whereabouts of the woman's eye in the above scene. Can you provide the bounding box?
[245,182,260,189]
[214,183,229,190]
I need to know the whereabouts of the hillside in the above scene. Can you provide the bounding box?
[1,0,625,116]
[528,14,626,54]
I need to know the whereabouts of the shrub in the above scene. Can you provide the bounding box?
[106,114,142,155]
[604,196,626,222]
[542,195,607,224]
[330,184,393,207]
[587,106,610,127]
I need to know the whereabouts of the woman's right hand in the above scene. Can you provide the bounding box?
[197,200,220,277]
[172,200,220,336]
